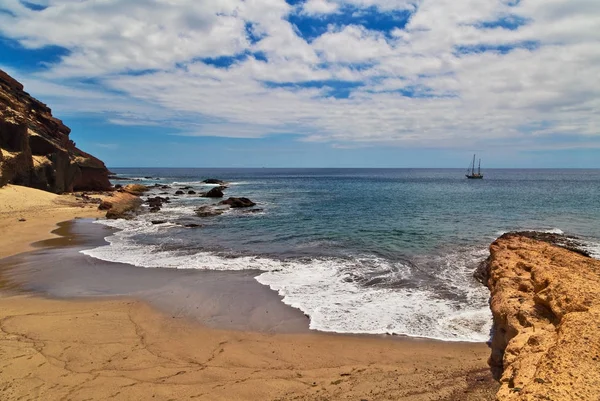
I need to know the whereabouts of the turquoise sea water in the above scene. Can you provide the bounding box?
[82,168,600,341]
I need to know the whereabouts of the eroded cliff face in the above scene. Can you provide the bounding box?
[0,69,111,193]
[485,233,600,400]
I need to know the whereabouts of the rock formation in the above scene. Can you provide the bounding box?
[203,186,224,198]
[195,205,226,217]
[483,232,600,400]
[220,197,256,208]
[103,192,143,219]
[203,178,226,185]
[0,69,111,193]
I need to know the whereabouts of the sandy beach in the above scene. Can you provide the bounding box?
[0,185,497,400]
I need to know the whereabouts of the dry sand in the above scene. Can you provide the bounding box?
[0,185,498,400]
[0,184,104,258]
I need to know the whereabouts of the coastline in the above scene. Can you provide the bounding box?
[0,185,497,400]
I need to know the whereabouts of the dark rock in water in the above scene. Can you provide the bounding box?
[195,205,225,217]
[184,223,202,228]
[147,196,169,202]
[203,187,224,198]
[151,220,166,225]
[174,190,184,195]
[108,175,136,181]
[180,186,192,190]
[220,197,256,208]
[144,176,153,179]
[188,190,196,194]
[203,178,226,185]
[98,200,113,210]
[146,196,169,210]
[160,185,170,189]
[149,206,160,213]
[473,257,490,285]
[241,208,263,214]
[159,191,169,195]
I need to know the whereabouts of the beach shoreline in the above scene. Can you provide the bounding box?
[0,184,498,400]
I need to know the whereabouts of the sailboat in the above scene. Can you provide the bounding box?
[466,154,483,179]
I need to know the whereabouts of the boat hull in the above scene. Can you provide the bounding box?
[466,175,483,179]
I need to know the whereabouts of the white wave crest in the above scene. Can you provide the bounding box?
[81,218,492,342]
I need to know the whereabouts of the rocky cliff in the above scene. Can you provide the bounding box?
[0,69,111,193]
[484,233,600,400]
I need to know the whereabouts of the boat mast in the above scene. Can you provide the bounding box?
[478,158,481,175]
[471,154,476,175]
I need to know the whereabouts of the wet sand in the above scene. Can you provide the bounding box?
[0,184,499,400]
[1,219,310,333]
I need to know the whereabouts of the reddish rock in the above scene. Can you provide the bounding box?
[0,69,111,193]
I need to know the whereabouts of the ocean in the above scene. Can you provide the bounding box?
[81,168,600,342]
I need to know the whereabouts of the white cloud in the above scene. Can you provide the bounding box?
[0,0,598,150]
[302,0,340,16]
[312,25,394,63]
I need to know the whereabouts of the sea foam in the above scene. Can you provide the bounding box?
[82,218,492,342]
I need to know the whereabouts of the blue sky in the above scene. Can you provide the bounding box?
[1,0,599,168]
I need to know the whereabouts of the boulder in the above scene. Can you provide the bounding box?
[203,187,224,198]
[219,197,256,208]
[174,190,184,195]
[105,192,143,219]
[188,190,196,195]
[195,205,225,217]
[203,178,226,185]
[145,196,169,212]
[98,200,113,210]
[122,184,149,195]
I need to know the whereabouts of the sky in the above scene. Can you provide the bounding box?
[0,0,599,168]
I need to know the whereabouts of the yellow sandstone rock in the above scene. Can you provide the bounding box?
[485,233,600,400]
